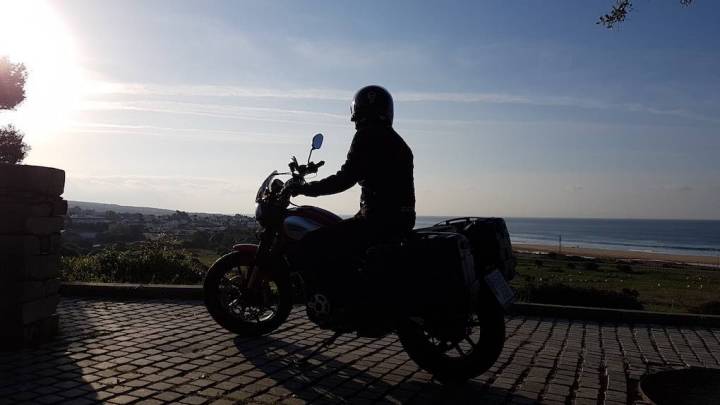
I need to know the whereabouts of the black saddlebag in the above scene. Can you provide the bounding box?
[401,231,478,314]
[417,217,516,281]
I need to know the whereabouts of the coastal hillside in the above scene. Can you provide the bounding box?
[68,201,180,216]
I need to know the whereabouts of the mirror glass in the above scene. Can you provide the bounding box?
[311,133,323,150]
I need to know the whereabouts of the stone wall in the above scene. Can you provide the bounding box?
[0,163,66,347]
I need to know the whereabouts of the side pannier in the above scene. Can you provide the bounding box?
[417,217,517,281]
[404,231,478,314]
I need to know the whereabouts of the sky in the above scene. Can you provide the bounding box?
[1,0,719,219]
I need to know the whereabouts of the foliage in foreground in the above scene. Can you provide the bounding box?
[60,241,207,284]
[598,0,694,29]
[1,56,30,164]
[0,56,27,110]
[0,124,30,164]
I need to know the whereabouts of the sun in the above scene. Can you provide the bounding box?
[0,0,85,139]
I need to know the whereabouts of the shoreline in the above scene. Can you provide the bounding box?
[513,243,720,267]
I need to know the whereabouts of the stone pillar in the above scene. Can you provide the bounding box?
[0,163,67,347]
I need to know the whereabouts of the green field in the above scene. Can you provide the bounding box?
[511,251,720,314]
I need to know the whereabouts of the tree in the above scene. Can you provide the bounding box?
[599,0,694,28]
[1,56,30,164]
[0,124,31,164]
[0,56,27,110]
[170,210,192,222]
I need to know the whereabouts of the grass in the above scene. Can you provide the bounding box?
[188,248,222,268]
[511,251,720,314]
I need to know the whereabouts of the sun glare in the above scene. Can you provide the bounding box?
[0,0,85,139]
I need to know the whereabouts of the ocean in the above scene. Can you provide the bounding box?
[414,216,720,257]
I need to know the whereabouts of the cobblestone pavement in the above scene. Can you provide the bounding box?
[2,298,720,405]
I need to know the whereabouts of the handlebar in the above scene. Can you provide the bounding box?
[277,159,325,203]
[289,159,324,177]
[309,160,325,173]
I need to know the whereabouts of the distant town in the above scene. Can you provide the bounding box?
[62,201,257,254]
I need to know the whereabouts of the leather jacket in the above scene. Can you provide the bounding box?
[301,122,415,230]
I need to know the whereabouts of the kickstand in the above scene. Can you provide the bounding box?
[294,331,342,368]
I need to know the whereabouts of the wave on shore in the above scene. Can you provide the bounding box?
[415,216,720,258]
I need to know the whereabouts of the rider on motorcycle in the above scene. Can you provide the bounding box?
[205,87,508,379]
[287,85,416,273]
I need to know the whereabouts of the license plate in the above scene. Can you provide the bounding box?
[484,270,515,308]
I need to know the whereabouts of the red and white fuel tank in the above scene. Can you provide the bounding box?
[283,206,342,240]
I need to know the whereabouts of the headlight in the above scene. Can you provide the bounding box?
[255,203,265,225]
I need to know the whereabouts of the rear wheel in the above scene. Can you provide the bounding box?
[397,298,506,384]
[203,250,292,336]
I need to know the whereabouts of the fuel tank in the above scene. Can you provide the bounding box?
[283,206,342,240]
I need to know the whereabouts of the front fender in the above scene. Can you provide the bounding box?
[232,243,259,256]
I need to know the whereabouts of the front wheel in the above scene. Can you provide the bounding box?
[397,297,506,384]
[203,250,292,336]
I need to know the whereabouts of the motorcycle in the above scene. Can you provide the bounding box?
[203,133,516,383]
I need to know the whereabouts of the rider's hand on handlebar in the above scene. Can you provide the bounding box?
[306,160,325,174]
[282,181,305,198]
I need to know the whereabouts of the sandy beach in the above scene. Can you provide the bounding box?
[514,243,720,267]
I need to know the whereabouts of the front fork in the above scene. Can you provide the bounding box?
[246,230,279,290]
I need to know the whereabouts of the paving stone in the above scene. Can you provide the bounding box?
[154,391,184,402]
[1,297,718,405]
[135,400,164,405]
[179,395,208,404]
[107,395,139,404]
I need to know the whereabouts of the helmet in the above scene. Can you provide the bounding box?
[350,85,393,126]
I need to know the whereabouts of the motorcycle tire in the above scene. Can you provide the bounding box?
[397,296,506,384]
[204,250,292,337]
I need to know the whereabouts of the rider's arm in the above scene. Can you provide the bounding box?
[301,131,367,197]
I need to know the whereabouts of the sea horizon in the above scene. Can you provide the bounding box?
[414,216,720,258]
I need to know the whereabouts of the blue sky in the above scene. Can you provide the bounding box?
[3,0,720,218]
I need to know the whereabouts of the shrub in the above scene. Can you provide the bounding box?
[584,261,599,271]
[60,241,206,284]
[517,282,643,310]
[616,263,634,273]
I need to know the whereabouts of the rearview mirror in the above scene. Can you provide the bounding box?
[311,133,323,150]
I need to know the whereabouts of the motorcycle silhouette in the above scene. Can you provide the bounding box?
[204,133,517,383]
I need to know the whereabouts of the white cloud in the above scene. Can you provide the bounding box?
[86,81,348,101]
[68,122,305,145]
[82,81,720,124]
[78,99,348,127]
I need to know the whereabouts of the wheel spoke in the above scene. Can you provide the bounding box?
[220,275,281,324]
[464,336,477,348]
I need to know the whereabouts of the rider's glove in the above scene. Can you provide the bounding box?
[284,182,306,197]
